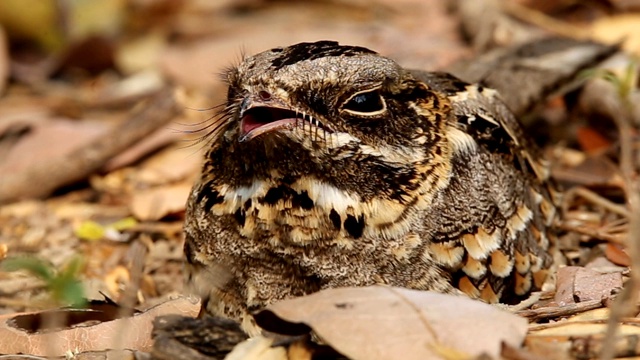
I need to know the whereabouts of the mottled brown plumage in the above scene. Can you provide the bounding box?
[184,41,558,334]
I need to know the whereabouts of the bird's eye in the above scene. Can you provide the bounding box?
[343,89,386,115]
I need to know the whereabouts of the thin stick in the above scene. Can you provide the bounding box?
[516,299,604,321]
[562,186,630,218]
[502,1,588,40]
[600,69,640,360]
[557,223,626,245]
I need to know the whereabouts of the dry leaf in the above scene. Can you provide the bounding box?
[255,286,527,360]
[0,296,199,357]
[591,14,640,56]
[0,118,110,174]
[133,145,202,186]
[552,154,624,187]
[130,183,192,221]
[576,126,612,155]
[0,243,7,260]
[604,243,631,267]
[554,266,622,305]
[225,337,288,360]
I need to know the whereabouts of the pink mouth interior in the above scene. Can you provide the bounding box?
[241,107,299,137]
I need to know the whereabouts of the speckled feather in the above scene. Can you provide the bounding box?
[184,41,558,334]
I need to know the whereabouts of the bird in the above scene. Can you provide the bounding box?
[183,40,558,334]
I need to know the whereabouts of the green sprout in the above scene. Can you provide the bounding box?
[1,256,87,307]
[581,60,638,106]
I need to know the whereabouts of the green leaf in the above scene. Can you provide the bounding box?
[2,256,87,307]
[53,278,86,307]
[1,257,54,281]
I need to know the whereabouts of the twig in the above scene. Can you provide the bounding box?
[502,1,588,40]
[561,187,630,218]
[0,88,180,204]
[111,238,148,349]
[516,299,604,321]
[557,223,626,244]
[600,64,640,360]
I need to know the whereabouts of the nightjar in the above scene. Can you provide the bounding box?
[184,41,558,334]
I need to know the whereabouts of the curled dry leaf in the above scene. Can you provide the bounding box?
[0,296,199,357]
[255,286,528,360]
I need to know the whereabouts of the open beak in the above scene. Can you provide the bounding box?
[238,98,330,142]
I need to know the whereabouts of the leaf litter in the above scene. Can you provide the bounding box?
[0,0,640,359]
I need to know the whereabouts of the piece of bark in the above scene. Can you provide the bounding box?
[151,315,248,360]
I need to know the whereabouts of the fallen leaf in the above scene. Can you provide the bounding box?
[554,266,622,305]
[0,118,110,175]
[133,145,202,186]
[591,14,640,56]
[604,243,631,267]
[130,183,192,221]
[110,217,137,231]
[576,126,612,155]
[554,266,581,306]
[75,220,106,241]
[225,336,288,360]
[255,286,528,360]
[104,265,130,299]
[0,296,199,357]
[573,267,621,302]
[551,154,624,187]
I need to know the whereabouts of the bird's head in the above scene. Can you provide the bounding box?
[202,41,453,203]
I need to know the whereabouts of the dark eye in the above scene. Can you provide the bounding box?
[343,89,386,114]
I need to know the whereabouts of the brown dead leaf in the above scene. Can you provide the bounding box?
[0,296,199,357]
[0,243,7,260]
[591,14,640,56]
[130,183,192,221]
[0,118,110,174]
[551,154,624,188]
[225,337,288,360]
[104,265,131,300]
[103,127,182,172]
[133,145,202,186]
[576,126,612,155]
[554,266,622,305]
[604,243,631,267]
[255,286,528,360]
[161,0,466,92]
